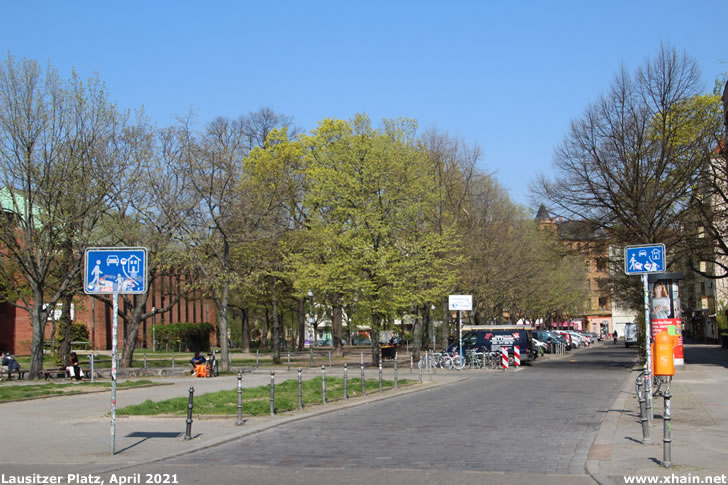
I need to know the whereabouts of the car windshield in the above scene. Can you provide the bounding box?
[462,332,478,346]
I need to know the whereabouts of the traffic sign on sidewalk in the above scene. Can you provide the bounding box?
[624,244,665,275]
[84,247,147,294]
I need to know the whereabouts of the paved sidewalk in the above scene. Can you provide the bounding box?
[587,343,728,485]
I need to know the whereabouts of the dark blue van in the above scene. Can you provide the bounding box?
[448,325,534,361]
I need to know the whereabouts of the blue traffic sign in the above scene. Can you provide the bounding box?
[84,247,147,294]
[624,244,666,275]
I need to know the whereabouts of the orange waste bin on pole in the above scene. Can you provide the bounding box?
[654,329,675,377]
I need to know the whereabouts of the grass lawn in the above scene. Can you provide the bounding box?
[117,376,415,416]
[0,380,157,402]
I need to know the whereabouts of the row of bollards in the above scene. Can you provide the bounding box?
[637,374,673,468]
[182,362,402,439]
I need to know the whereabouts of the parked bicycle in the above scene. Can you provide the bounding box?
[205,350,219,377]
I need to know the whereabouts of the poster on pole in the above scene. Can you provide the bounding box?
[649,279,684,366]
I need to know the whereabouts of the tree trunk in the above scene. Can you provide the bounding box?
[262,308,270,348]
[57,296,74,366]
[412,306,422,360]
[332,298,344,357]
[29,289,49,379]
[440,296,449,349]
[241,308,250,353]
[370,313,381,365]
[271,290,281,365]
[297,297,305,351]
[216,281,231,371]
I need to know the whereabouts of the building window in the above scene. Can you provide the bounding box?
[599,296,608,310]
[585,260,591,272]
[596,258,607,272]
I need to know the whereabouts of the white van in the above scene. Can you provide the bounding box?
[624,322,639,347]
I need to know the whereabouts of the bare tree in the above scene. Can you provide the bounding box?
[0,56,143,377]
[533,45,716,279]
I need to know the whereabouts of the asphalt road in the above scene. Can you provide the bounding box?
[97,343,638,485]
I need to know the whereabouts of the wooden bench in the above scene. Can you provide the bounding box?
[1,368,28,380]
[42,367,91,380]
[41,368,68,379]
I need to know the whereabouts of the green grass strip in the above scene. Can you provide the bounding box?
[0,380,156,402]
[117,377,415,416]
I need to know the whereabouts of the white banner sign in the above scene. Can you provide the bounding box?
[448,295,472,311]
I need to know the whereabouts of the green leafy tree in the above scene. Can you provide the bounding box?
[287,115,459,363]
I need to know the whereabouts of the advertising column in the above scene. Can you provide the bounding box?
[650,279,684,366]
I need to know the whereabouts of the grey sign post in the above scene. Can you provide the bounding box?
[84,247,147,456]
[624,243,665,427]
[449,295,472,367]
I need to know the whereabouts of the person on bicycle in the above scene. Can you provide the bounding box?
[190,352,206,375]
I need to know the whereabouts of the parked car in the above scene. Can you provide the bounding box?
[533,330,568,352]
[554,331,572,348]
[585,331,601,342]
[566,331,587,347]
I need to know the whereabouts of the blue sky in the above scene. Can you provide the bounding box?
[1,1,726,208]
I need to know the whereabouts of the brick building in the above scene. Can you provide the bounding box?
[0,274,216,355]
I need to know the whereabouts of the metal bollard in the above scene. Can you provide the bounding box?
[637,376,650,443]
[328,351,332,368]
[90,354,95,383]
[394,353,398,389]
[646,372,654,425]
[360,352,364,366]
[360,363,366,396]
[663,378,672,467]
[344,363,348,400]
[297,368,303,410]
[144,353,147,369]
[269,371,276,416]
[236,371,244,426]
[321,365,327,403]
[184,386,194,440]
[410,354,413,374]
[287,352,291,371]
[378,362,383,392]
[172,351,175,370]
[256,350,260,368]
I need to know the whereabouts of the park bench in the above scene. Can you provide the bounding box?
[1,368,28,380]
[41,368,68,379]
[41,367,91,380]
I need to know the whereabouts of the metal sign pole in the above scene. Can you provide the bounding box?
[110,291,118,455]
[643,274,653,422]
[458,310,463,366]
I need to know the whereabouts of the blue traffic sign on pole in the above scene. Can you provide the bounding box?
[624,244,666,275]
[84,247,147,294]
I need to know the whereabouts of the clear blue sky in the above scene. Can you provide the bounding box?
[1,1,726,208]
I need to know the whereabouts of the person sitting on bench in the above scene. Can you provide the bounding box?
[190,352,206,375]
[66,352,84,381]
[1,351,21,379]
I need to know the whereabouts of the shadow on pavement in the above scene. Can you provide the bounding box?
[682,343,728,369]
